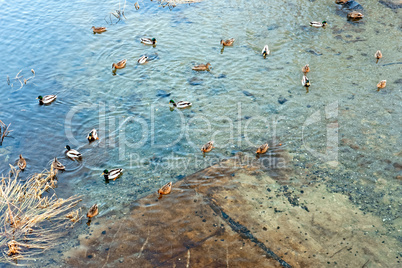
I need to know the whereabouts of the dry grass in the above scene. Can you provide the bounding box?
[0,165,82,265]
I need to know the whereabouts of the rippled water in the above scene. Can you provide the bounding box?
[0,0,401,266]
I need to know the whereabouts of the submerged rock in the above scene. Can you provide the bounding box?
[278,96,288,105]
[335,0,363,10]
[380,0,402,9]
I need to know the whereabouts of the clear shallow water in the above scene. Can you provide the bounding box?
[0,0,401,266]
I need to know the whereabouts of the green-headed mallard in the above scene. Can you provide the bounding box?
[302,64,310,74]
[87,204,99,218]
[37,95,57,105]
[262,45,270,58]
[309,21,327,28]
[52,157,65,170]
[65,145,81,159]
[377,80,386,91]
[302,75,310,87]
[375,50,382,63]
[140,37,156,45]
[347,11,364,20]
[92,26,107,33]
[18,154,26,170]
[112,59,127,69]
[158,181,172,195]
[256,144,269,154]
[221,38,235,46]
[201,141,214,153]
[170,100,192,109]
[137,55,148,65]
[87,129,99,142]
[192,63,211,71]
[102,168,123,181]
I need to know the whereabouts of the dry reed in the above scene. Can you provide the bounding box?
[0,120,12,146]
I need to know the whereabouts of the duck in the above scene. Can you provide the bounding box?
[375,50,382,63]
[37,95,57,105]
[220,38,235,46]
[18,154,26,170]
[170,100,192,109]
[137,55,148,64]
[102,168,123,181]
[347,11,364,20]
[87,204,99,218]
[302,75,311,87]
[302,64,310,74]
[201,141,214,153]
[192,63,211,71]
[65,145,81,159]
[87,129,99,142]
[52,157,65,170]
[92,26,107,33]
[262,45,270,58]
[158,181,172,195]
[140,37,156,45]
[256,144,269,154]
[377,80,386,91]
[112,59,127,69]
[309,21,327,28]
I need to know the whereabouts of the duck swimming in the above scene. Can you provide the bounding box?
[309,21,327,28]
[262,45,270,58]
[201,141,214,153]
[170,100,192,109]
[37,95,57,105]
[102,168,123,181]
[92,26,107,33]
[112,59,127,69]
[18,154,26,170]
[65,145,81,160]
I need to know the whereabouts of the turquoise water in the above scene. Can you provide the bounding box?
[0,0,401,266]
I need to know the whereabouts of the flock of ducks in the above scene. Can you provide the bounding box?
[18,0,388,220]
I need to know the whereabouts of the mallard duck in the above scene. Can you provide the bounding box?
[302,64,310,74]
[18,154,26,170]
[347,11,364,20]
[92,26,107,33]
[65,145,81,159]
[158,181,172,195]
[52,157,65,170]
[302,75,311,87]
[262,45,270,58]
[87,129,99,142]
[87,204,98,218]
[112,59,127,69]
[201,141,214,153]
[137,55,148,65]
[37,95,57,105]
[375,50,382,63]
[140,37,156,45]
[134,2,140,10]
[309,21,327,28]
[220,38,235,46]
[256,144,269,154]
[170,100,192,109]
[377,80,386,91]
[102,168,123,181]
[192,63,211,71]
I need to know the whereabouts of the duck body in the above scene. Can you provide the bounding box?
[137,55,148,64]
[262,45,270,58]
[302,75,311,87]
[18,154,26,170]
[87,129,99,142]
[347,11,364,20]
[112,59,127,69]
[37,95,57,105]
[377,80,386,90]
[375,50,382,63]
[201,141,214,153]
[302,64,310,74]
[309,21,327,28]
[256,144,269,154]
[87,204,98,218]
[92,26,107,33]
[52,157,65,170]
[102,168,123,181]
[192,63,211,71]
[170,100,192,109]
[140,37,156,45]
[65,145,82,159]
[220,38,235,46]
[158,182,172,195]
